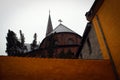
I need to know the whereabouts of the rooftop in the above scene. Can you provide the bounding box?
[48,23,76,36]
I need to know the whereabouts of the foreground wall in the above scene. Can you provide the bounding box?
[86,0,120,79]
[0,56,116,80]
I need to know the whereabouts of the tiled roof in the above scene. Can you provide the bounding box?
[48,24,76,36]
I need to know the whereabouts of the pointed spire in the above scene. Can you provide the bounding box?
[46,10,53,36]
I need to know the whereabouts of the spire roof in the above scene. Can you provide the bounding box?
[47,24,76,36]
[46,12,53,36]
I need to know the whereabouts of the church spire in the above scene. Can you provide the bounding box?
[46,11,53,36]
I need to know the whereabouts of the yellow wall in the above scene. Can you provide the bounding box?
[0,56,116,80]
[93,18,109,59]
[92,0,120,78]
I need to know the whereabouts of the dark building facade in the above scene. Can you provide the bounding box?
[40,24,82,58]
[23,13,82,58]
[39,12,82,58]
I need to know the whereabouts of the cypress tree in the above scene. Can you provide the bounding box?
[6,29,21,56]
[31,33,38,50]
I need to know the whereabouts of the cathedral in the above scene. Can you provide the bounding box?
[25,12,82,58]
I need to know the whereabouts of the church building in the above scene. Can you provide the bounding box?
[39,13,82,58]
[25,12,82,58]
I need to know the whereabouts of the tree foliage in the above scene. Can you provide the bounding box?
[31,33,38,50]
[6,29,27,56]
[20,30,25,47]
[6,30,21,56]
[19,30,27,53]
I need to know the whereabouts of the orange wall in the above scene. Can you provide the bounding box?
[92,0,120,78]
[0,56,116,80]
[93,18,109,59]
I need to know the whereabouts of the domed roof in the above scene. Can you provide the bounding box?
[47,24,76,36]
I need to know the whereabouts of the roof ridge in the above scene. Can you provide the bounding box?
[47,23,77,36]
[59,24,76,33]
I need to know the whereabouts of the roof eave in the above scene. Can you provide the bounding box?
[85,0,104,21]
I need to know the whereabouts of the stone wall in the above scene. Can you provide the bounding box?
[81,25,103,59]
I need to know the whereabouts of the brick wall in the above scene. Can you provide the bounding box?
[40,32,81,58]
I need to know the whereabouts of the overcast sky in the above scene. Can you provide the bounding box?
[0,0,95,55]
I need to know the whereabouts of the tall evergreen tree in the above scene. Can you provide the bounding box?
[19,30,27,53]
[6,29,21,56]
[31,33,38,50]
[20,30,25,47]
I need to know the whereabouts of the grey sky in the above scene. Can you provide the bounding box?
[0,0,95,55]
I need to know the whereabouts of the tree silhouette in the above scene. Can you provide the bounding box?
[20,30,25,47]
[31,33,38,50]
[6,29,28,56]
[6,29,21,56]
[19,30,27,53]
